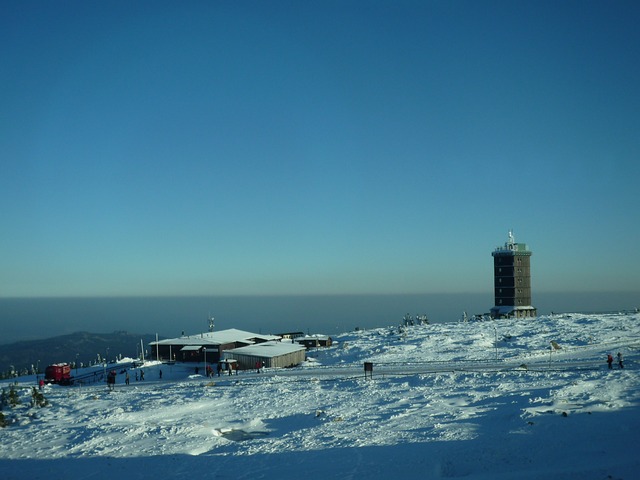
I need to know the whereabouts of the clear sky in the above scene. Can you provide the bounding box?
[2,1,639,299]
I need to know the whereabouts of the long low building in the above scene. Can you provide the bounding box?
[149,329,280,364]
[223,341,306,369]
[296,334,333,349]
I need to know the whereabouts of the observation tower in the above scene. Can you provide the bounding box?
[490,231,537,319]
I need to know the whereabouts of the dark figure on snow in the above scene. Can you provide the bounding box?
[140,369,145,381]
[607,354,614,369]
[125,371,130,385]
[159,369,163,379]
[217,362,222,377]
[617,352,624,369]
[107,370,116,391]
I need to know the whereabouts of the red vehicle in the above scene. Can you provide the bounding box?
[45,363,72,385]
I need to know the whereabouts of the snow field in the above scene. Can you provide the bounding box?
[1,312,639,479]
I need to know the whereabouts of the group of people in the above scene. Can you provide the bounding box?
[216,360,236,376]
[201,361,236,377]
[196,360,271,376]
[607,352,624,370]
[110,368,147,389]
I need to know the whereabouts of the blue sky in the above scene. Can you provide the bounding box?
[1,1,639,298]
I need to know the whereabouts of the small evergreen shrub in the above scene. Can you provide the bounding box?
[31,387,48,408]
[8,386,20,407]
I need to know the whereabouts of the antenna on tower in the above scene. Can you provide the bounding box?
[208,314,215,333]
[507,229,516,250]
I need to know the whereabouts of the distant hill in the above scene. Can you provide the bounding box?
[0,331,159,377]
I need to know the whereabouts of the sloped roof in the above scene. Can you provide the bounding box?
[150,328,279,347]
[225,341,305,359]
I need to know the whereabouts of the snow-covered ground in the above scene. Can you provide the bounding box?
[2,313,639,479]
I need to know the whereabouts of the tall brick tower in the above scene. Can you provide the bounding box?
[490,231,537,319]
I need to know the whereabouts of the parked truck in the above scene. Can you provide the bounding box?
[44,363,72,385]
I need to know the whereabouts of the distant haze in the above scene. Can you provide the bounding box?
[1,292,637,344]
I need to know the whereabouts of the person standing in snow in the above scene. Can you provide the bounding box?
[607,354,614,369]
[140,369,145,381]
[617,352,624,369]
[159,369,163,379]
[125,371,130,385]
